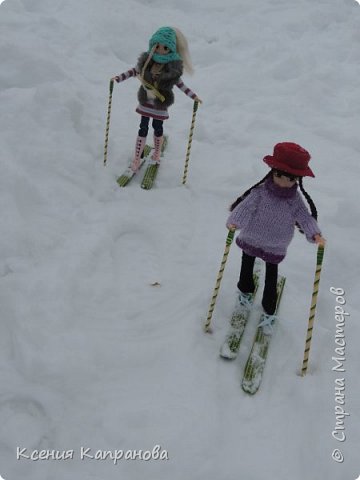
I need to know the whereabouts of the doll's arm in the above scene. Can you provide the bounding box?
[294,196,322,243]
[112,67,138,83]
[226,188,260,230]
[176,79,201,102]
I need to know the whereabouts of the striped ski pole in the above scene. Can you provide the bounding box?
[301,245,325,376]
[182,100,199,185]
[103,78,114,166]
[204,229,235,333]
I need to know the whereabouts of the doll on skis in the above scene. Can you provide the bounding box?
[227,142,326,335]
[112,26,201,172]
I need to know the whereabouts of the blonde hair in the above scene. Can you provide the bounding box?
[174,28,194,75]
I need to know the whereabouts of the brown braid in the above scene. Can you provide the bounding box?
[296,177,318,234]
[229,172,272,211]
[298,178,318,220]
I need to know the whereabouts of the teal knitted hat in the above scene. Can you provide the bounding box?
[148,26,182,63]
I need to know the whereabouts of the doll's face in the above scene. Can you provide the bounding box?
[155,43,170,55]
[272,170,298,188]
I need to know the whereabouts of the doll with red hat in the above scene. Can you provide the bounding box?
[226,142,326,334]
[112,26,201,172]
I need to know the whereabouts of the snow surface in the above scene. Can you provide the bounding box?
[1,0,359,479]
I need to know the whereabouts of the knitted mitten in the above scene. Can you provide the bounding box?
[151,135,163,163]
[131,136,146,172]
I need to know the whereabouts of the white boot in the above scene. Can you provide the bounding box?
[234,290,253,316]
[258,313,277,336]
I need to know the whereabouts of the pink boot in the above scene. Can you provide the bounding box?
[151,135,163,163]
[131,136,146,172]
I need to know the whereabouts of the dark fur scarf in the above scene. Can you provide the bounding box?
[136,51,183,108]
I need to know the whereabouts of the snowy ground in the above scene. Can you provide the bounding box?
[0,0,359,479]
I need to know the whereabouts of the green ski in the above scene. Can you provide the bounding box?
[220,272,260,360]
[141,136,168,190]
[242,275,286,395]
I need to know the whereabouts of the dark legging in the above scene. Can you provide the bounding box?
[237,251,278,315]
[138,116,163,137]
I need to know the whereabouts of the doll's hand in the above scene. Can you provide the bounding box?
[112,76,120,83]
[314,234,326,246]
[227,224,237,231]
[194,96,202,104]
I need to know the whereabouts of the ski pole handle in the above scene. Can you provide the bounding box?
[204,229,235,333]
[103,78,115,166]
[182,100,199,186]
[301,245,325,376]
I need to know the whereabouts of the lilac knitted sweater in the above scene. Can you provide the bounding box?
[227,177,321,264]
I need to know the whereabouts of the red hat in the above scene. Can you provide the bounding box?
[263,142,315,177]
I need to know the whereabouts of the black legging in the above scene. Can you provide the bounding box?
[237,251,278,315]
[138,116,163,137]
